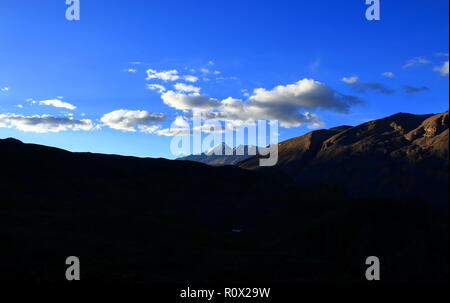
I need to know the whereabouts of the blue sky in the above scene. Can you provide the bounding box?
[0,0,448,158]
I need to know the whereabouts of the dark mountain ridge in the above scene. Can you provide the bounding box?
[0,112,448,283]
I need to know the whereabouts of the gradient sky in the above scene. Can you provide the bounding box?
[0,0,448,158]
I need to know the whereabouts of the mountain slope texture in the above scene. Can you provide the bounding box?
[239,112,449,204]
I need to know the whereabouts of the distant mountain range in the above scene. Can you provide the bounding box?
[177,143,264,166]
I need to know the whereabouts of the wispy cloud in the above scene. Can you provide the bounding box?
[341,76,359,84]
[403,56,431,68]
[146,84,167,94]
[402,85,430,94]
[1,87,10,92]
[382,72,395,78]
[341,77,395,94]
[0,113,94,133]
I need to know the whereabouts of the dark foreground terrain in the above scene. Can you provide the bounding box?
[0,112,448,284]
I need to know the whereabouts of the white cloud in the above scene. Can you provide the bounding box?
[341,76,359,84]
[403,56,431,68]
[124,68,137,73]
[382,72,395,78]
[200,68,210,74]
[156,127,190,136]
[16,105,23,108]
[0,113,94,133]
[216,76,237,81]
[161,79,361,128]
[146,84,166,94]
[39,98,77,110]
[208,61,215,66]
[172,116,190,128]
[241,89,250,97]
[183,75,199,83]
[146,69,180,81]
[100,109,166,133]
[434,61,449,76]
[1,87,10,92]
[161,91,220,111]
[156,122,225,137]
[174,83,201,93]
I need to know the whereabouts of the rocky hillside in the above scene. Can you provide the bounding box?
[239,112,449,204]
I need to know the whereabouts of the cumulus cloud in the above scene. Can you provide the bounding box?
[434,61,449,76]
[39,98,77,110]
[146,84,167,94]
[161,79,361,128]
[403,56,431,68]
[183,75,199,83]
[146,69,180,81]
[1,87,10,92]
[342,77,395,94]
[402,85,430,94]
[0,113,94,133]
[174,83,201,93]
[100,109,166,133]
[382,72,395,78]
[161,91,220,111]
